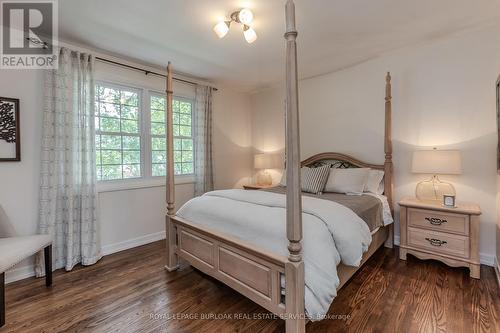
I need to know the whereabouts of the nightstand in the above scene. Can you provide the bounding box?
[243,184,274,190]
[398,198,481,279]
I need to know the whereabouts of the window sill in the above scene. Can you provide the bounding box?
[97,176,195,193]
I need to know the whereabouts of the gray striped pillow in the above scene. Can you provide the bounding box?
[301,165,330,194]
[280,165,330,194]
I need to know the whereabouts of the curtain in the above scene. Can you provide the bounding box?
[194,85,215,196]
[36,47,101,275]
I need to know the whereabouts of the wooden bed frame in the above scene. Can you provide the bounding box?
[163,2,394,332]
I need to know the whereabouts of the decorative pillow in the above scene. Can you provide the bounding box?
[301,165,331,194]
[324,168,370,195]
[364,169,385,194]
[279,165,331,194]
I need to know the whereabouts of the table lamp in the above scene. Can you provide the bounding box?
[254,154,281,186]
[411,149,462,202]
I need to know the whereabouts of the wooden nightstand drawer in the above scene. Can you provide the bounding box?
[407,227,470,259]
[408,208,469,235]
[399,198,481,279]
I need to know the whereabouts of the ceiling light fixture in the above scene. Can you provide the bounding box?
[213,8,257,44]
[213,21,230,38]
[243,25,257,44]
[238,8,254,25]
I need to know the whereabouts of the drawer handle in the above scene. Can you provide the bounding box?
[425,217,447,226]
[425,238,448,246]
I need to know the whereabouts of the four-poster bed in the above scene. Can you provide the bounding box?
[164,1,394,332]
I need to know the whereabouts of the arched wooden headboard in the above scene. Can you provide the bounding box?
[300,151,393,215]
[301,152,384,170]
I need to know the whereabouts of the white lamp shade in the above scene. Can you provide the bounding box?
[243,26,257,43]
[214,21,230,38]
[254,154,281,169]
[238,9,254,25]
[412,150,462,175]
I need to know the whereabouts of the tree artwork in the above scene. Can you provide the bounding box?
[0,100,16,143]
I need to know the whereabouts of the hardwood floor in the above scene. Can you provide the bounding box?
[2,241,499,333]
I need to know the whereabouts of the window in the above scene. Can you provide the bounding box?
[150,94,167,177]
[95,84,142,181]
[94,81,195,183]
[150,95,194,176]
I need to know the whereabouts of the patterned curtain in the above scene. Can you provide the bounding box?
[36,47,101,275]
[194,85,215,196]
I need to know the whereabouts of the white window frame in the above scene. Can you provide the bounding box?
[95,81,195,193]
[148,91,195,179]
[95,81,145,183]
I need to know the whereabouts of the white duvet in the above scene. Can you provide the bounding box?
[176,189,372,320]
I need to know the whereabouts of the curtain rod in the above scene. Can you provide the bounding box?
[95,57,218,91]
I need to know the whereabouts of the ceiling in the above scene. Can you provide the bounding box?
[57,0,500,92]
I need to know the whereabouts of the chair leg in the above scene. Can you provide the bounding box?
[44,245,52,287]
[1,272,5,327]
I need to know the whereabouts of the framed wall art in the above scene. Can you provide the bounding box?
[0,97,20,161]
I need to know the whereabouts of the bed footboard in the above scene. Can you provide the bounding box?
[171,216,287,315]
[168,217,392,325]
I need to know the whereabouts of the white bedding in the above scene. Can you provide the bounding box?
[177,189,372,320]
[365,192,394,226]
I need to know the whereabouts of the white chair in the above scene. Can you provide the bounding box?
[0,204,52,327]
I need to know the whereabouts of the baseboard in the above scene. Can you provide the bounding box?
[5,265,38,284]
[101,231,166,256]
[6,231,166,284]
[480,253,496,267]
[393,235,495,266]
[495,257,500,288]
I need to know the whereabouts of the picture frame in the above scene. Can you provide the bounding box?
[443,195,456,208]
[0,97,20,161]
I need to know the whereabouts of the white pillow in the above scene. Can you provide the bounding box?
[324,168,370,195]
[364,169,385,194]
[279,172,286,186]
[279,165,331,194]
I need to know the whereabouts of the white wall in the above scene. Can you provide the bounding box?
[213,88,253,189]
[0,70,45,237]
[1,52,253,283]
[495,20,500,282]
[496,174,500,278]
[251,23,500,265]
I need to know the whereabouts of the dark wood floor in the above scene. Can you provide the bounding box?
[2,241,499,333]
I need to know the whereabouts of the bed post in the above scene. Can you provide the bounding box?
[384,72,394,248]
[284,1,305,332]
[165,62,179,271]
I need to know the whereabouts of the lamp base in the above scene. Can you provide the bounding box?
[256,171,272,186]
[415,175,456,202]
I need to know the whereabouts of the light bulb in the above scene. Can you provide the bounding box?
[213,21,230,38]
[238,8,254,25]
[243,25,257,44]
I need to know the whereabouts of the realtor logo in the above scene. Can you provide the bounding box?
[1,0,58,68]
